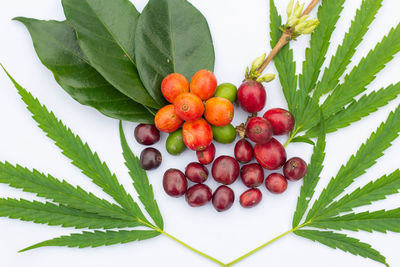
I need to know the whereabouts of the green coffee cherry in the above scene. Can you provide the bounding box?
[166,129,186,155]
[215,83,237,102]
[211,124,236,144]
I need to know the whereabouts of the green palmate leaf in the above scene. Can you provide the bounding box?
[0,162,136,222]
[135,0,215,99]
[319,170,400,218]
[299,0,345,93]
[306,104,400,220]
[309,208,400,234]
[0,198,137,229]
[61,0,161,108]
[14,18,155,123]
[1,66,149,224]
[119,122,163,229]
[321,23,400,120]
[290,136,315,145]
[314,0,383,99]
[304,82,400,138]
[20,230,160,252]
[269,0,298,116]
[295,230,388,266]
[292,116,326,227]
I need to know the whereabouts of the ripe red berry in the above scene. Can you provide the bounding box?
[246,117,273,144]
[234,139,253,163]
[254,138,287,170]
[174,92,204,122]
[265,173,288,194]
[185,162,209,183]
[212,185,235,212]
[263,108,295,135]
[140,148,162,170]
[212,156,240,185]
[161,73,189,103]
[185,184,212,207]
[240,188,262,208]
[240,163,264,188]
[134,124,160,145]
[182,118,213,151]
[196,143,216,165]
[163,169,187,197]
[283,157,308,181]
[237,80,266,113]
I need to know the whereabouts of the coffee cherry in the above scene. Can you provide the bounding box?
[163,169,187,197]
[182,118,213,151]
[234,139,253,163]
[212,156,240,185]
[185,162,209,183]
[196,143,216,165]
[237,80,266,113]
[263,108,295,135]
[166,129,186,155]
[215,83,237,102]
[212,124,237,144]
[240,163,264,188]
[174,93,204,122]
[240,188,262,208]
[140,148,162,170]
[204,97,234,127]
[265,173,287,194]
[254,138,287,170]
[185,184,212,207]
[245,117,273,144]
[190,69,217,100]
[155,104,183,133]
[161,73,189,103]
[212,185,235,212]
[134,124,160,145]
[283,157,308,181]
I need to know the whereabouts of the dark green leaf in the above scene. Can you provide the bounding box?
[293,116,326,227]
[306,104,400,220]
[299,0,345,93]
[321,23,400,119]
[61,0,160,108]
[309,208,400,234]
[135,0,215,100]
[0,198,137,229]
[119,122,163,229]
[20,230,160,252]
[14,17,154,123]
[295,230,388,266]
[1,65,148,224]
[314,0,383,99]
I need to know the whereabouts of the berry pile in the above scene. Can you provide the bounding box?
[134,70,308,212]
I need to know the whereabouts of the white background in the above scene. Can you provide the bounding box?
[1,0,400,266]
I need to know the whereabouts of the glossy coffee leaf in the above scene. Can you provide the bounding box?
[15,18,154,123]
[135,0,215,102]
[61,0,161,108]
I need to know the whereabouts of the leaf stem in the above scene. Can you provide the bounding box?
[226,222,308,266]
[283,127,301,148]
[255,0,321,74]
[139,219,226,266]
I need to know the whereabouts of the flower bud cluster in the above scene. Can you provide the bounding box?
[286,0,319,36]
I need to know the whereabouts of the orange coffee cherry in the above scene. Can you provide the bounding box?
[182,118,213,151]
[161,73,189,103]
[190,69,217,100]
[204,97,234,127]
[154,105,183,133]
[174,92,204,122]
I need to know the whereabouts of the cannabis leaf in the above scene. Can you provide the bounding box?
[0,65,163,250]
